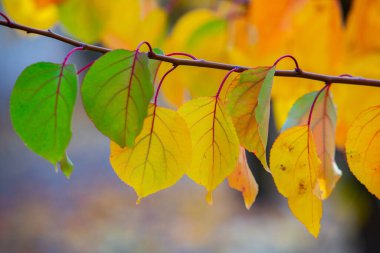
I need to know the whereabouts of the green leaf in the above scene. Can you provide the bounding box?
[226,67,275,171]
[59,153,74,179]
[81,49,154,148]
[10,62,77,165]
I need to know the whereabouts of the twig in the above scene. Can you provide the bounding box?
[1,19,380,88]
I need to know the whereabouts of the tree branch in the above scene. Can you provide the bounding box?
[1,19,380,88]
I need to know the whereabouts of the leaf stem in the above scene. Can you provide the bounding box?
[154,65,178,106]
[62,46,84,67]
[166,52,198,60]
[0,12,11,24]
[307,83,331,127]
[136,41,153,54]
[273,54,302,73]
[215,67,240,99]
[77,61,95,75]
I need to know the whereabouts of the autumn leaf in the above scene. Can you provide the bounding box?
[346,106,380,199]
[226,67,275,171]
[81,49,154,148]
[10,62,77,166]
[282,89,341,199]
[270,126,322,238]
[3,0,59,29]
[228,147,258,210]
[178,97,240,204]
[110,104,191,201]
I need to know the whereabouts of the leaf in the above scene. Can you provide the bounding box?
[59,153,74,179]
[101,0,167,49]
[346,106,380,199]
[110,104,191,201]
[282,89,341,199]
[226,67,275,171]
[178,97,240,204]
[3,0,59,29]
[270,126,322,238]
[58,0,106,43]
[81,49,154,148]
[228,147,258,210]
[10,62,77,165]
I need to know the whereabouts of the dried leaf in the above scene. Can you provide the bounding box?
[228,147,258,210]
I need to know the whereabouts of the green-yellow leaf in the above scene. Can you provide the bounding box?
[270,126,322,238]
[81,49,153,148]
[226,67,275,171]
[346,106,380,199]
[283,89,341,199]
[10,62,77,166]
[178,97,240,204]
[110,104,191,201]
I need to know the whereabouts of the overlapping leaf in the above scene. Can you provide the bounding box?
[226,67,275,171]
[110,104,191,201]
[178,97,240,204]
[283,89,341,199]
[346,106,380,199]
[228,147,258,210]
[82,49,153,148]
[10,62,77,166]
[270,126,322,238]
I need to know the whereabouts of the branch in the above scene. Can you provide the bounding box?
[1,19,380,88]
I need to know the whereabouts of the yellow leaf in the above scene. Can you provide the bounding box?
[228,147,258,210]
[161,9,228,105]
[346,106,380,199]
[226,67,275,170]
[283,89,341,199]
[178,97,240,204]
[110,104,191,201]
[101,0,167,49]
[3,0,58,29]
[270,126,322,238]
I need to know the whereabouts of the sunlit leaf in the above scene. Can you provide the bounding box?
[81,49,154,148]
[178,97,240,204]
[270,126,322,238]
[110,104,191,201]
[283,89,341,199]
[10,62,77,165]
[3,0,59,29]
[59,153,74,179]
[346,106,380,199]
[226,67,275,171]
[228,147,258,210]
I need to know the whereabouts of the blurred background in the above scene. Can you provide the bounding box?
[0,0,379,252]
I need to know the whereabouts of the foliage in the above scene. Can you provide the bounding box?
[1,0,380,238]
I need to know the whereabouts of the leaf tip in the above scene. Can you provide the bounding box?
[206,191,213,205]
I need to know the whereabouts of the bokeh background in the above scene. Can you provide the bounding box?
[0,0,379,252]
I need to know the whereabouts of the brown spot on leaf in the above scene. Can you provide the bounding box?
[298,180,307,194]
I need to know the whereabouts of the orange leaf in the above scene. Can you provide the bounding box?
[228,147,258,210]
